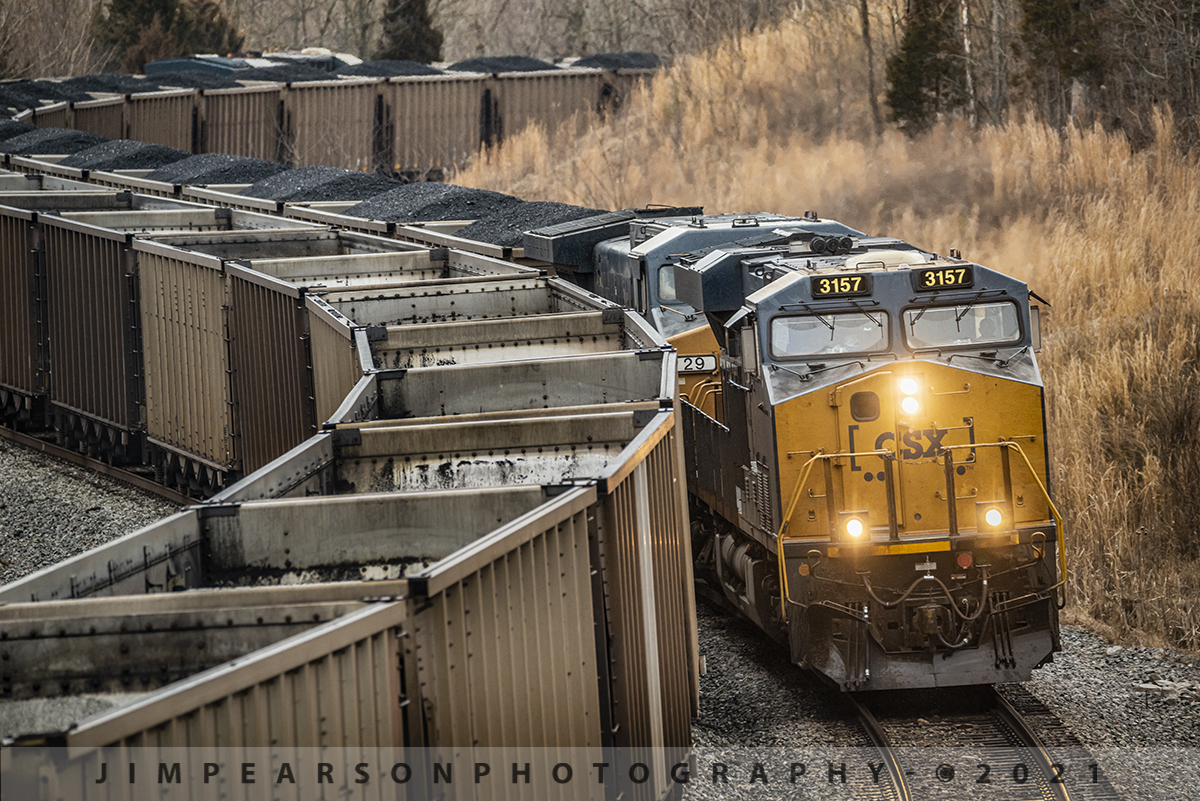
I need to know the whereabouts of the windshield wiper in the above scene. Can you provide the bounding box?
[954,290,987,322]
[659,304,696,321]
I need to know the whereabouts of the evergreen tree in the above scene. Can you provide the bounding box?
[884,0,967,134]
[95,0,242,72]
[376,0,443,63]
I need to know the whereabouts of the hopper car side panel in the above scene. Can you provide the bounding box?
[199,85,284,162]
[125,90,197,151]
[71,97,126,141]
[0,207,45,422]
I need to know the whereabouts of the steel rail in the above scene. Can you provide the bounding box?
[991,688,1075,801]
[847,692,913,801]
[0,425,190,507]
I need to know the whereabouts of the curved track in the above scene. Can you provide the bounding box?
[848,686,1122,801]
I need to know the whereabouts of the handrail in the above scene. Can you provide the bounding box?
[936,440,1067,604]
[774,449,892,621]
[773,441,1066,622]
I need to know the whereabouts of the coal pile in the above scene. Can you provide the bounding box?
[62,73,165,94]
[60,140,191,170]
[573,52,662,70]
[236,64,335,84]
[455,200,607,246]
[0,120,36,144]
[240,165,402,201]
[344,183,523,222]
[145,153,287,184]
[336,60,443,77]
[151,71,245,90]
[446,56,558,73]
[0,80,92,112]
[1,127,108,155]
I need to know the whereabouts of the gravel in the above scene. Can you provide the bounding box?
[343,182,523,222]
[1003,627,1199,747]
[446,56,558,73]
[336,60,442,77]
[573,52,663,70]
[144,153,287,184]
[0,127,108,154]
[453,200,607,246]
[0,439,180,586]
[688,595,1200,799]
[59,140,191,170]
[240,165,402,201]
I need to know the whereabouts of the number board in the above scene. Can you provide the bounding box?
[915,266,974,291]
[679,354,718,373]
[812,273,872,298]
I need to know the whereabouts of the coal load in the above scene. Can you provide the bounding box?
[455,201,607,247]
[0,80,91,113]
[145,153,287,185]
[60,140,191,170]
[240,165,402,202]
[62,73,165,94]
[236,65,335,84]
[446,56,558,73]
[0,120,36,144]
[344,183,523,222]
[1,127,108,155]
[336,60,442,77]
[573,52,662,70]
[151,71,244,90]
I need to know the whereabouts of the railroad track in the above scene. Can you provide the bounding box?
[846,686,1123,801]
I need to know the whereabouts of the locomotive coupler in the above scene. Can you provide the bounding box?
[915,603,946,636]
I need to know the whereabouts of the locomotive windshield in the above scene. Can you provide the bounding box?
[771,311,889,358]
[658,264,678,302]
[902,301,1020,349]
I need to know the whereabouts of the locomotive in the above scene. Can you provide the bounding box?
[527,212,1064,690]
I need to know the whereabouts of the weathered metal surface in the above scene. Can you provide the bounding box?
[371,349,665,419]
[198,84,283,162]
[124,90,196,151]
[40,217,139,431]
[492,69,604,146]
[32,102,72,131]
[317,276,613,327]
[135,242,234,470]
[0,509,202,603]
[64,601,410,751]
[306,294,362,424]
[282,79,378,169]
[226,264,315,474]
[70,96,125,140]
[383,72,488,169]
[0,206,42,408]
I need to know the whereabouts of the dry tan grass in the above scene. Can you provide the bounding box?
[455,18,1200,653]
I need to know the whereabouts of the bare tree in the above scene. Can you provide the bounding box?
[3,0,112,78]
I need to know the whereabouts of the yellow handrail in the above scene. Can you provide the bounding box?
[937,440,1067,601]
[772,441,1066,622]
[774,449,892,621]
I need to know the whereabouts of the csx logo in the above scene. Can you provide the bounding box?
[848,419,975,470]
[877,429,949,460]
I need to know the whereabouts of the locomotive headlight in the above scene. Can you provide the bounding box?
[901,396,920,415]
[899,378,919,396]
[984,508,1003,527]
[845,518,864,538]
